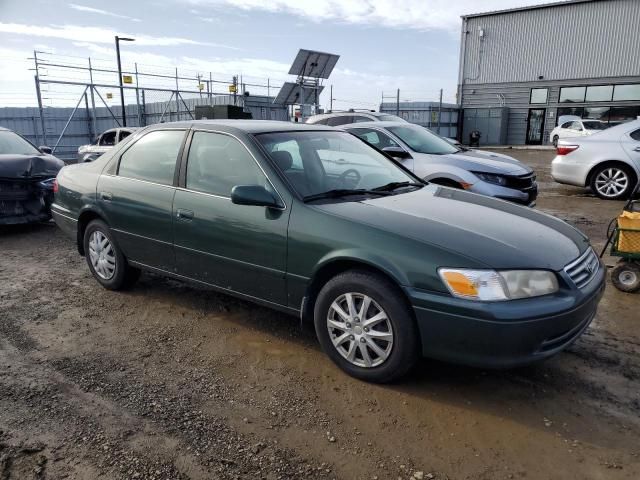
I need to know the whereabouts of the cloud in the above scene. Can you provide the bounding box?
[69,3,142,22]
[189,0,560,31]
[0,22,240,49]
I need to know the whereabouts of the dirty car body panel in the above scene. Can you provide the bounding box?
[53,120,604,374]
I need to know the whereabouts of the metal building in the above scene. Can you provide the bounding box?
[379,101,460,138]
[458,0,640,145]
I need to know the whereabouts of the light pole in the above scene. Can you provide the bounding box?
[115,35,135,126]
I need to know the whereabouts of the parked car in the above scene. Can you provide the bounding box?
[549,116,609,147]
[344,121,538,206]
[77,127,138,163]
[0,127,64,225]
[551,119,640,200]
[53,120,604,382]
[306,110,406,127]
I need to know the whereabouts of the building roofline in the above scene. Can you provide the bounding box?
[461,0,600,19]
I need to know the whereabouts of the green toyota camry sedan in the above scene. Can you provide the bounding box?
[52,120,605,382]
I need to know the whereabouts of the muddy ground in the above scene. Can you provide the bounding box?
[1,149,639,480]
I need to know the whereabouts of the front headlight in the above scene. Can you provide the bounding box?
[438,268,559,301]
[474,172,508,186]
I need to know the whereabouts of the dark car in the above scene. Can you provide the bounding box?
[0,127,64,225]
[52,121,605,382]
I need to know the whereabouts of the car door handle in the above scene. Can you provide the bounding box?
[634,146,640,152]
[176,208,194,221]
[100,191,113,201]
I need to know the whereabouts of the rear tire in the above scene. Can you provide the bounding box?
[83,219,140,290]
[314,270,420,383]
[590,164,635,200]
[611,261,640,293]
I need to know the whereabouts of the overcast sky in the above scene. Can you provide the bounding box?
[0,0,558,110]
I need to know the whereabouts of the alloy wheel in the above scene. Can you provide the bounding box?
[594,168,629,198]
[88,230,116,280]
[326,293,394,368]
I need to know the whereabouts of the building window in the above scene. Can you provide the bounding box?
[557,107,584,119]
[613,84,640,102]
[585,85,613,102]
[609,106,640,125]
[530,88,548,104]
[559,86,586,103]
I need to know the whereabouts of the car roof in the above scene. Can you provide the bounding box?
[342,120,408,129]
[146,120,335,134]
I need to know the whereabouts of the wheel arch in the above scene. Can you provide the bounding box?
[585,159,638,188]
[76,208,107,255]
[301,255,413,325]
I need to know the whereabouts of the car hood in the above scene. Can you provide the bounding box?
[0,154,64,179]
[414,150,532,175]
[316,185,588,271]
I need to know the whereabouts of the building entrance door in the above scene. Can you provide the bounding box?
[526,108,546,145]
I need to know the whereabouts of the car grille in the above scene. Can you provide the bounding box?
[504,172,537,190]
[565,248,600,289]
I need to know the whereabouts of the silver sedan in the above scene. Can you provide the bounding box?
[344,121,538,206]
[551,119,640,200]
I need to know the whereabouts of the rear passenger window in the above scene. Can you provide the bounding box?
[118,130,184,185]
[352,116,371,123]
[631,129,640,141]
[327,116,353,126]
[186,132,266,197]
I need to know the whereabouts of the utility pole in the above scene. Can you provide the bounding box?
[115,35,135,127]
[330,85,333,112]
[437,88,443,134]
[396,88,400,116]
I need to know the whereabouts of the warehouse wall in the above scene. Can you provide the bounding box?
[461,0,640,85]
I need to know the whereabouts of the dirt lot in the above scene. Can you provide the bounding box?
[1,149,639,480]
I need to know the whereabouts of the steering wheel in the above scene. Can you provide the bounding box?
[339,168,361,188]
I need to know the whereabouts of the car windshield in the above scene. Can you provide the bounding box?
[387,125,459,155]
[378,114,406,122]
[583,121,608,130]
[255,131,418,199]
[0,131,41,155]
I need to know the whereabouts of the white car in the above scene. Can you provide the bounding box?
[549,116,609,147]
[77,127,138,163]
[551,119,640,200]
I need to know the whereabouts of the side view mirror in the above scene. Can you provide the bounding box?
[382,146,411,159]
[39,146,52,154]
[231,185,281,208]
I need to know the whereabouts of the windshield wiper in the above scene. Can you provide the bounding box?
[372,181,423,192]
[303,189,392,203]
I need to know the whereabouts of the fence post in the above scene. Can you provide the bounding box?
[141,89,146,126]
[396,88,400,117]
[84,90,93,145]
[135,62,142,127]
[34,74,47,146]
[88,58,97,135]
[437,88,443,134]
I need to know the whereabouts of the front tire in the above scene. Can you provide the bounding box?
[611,261,640,293]
[83,219,140,290]
[590,164,635,200]
[314,270,420,383]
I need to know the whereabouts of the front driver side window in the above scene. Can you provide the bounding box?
[186,132,267,197]
[100,130,117,146]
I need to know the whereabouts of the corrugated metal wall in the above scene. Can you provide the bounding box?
[461,75,640,144]
[0,95,288,161]
[462,0,640,85]
[379,101,460,137]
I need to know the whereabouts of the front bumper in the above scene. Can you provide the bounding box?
[405,261,605,369]
[0,178,55,225]
[470,179,538,207]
